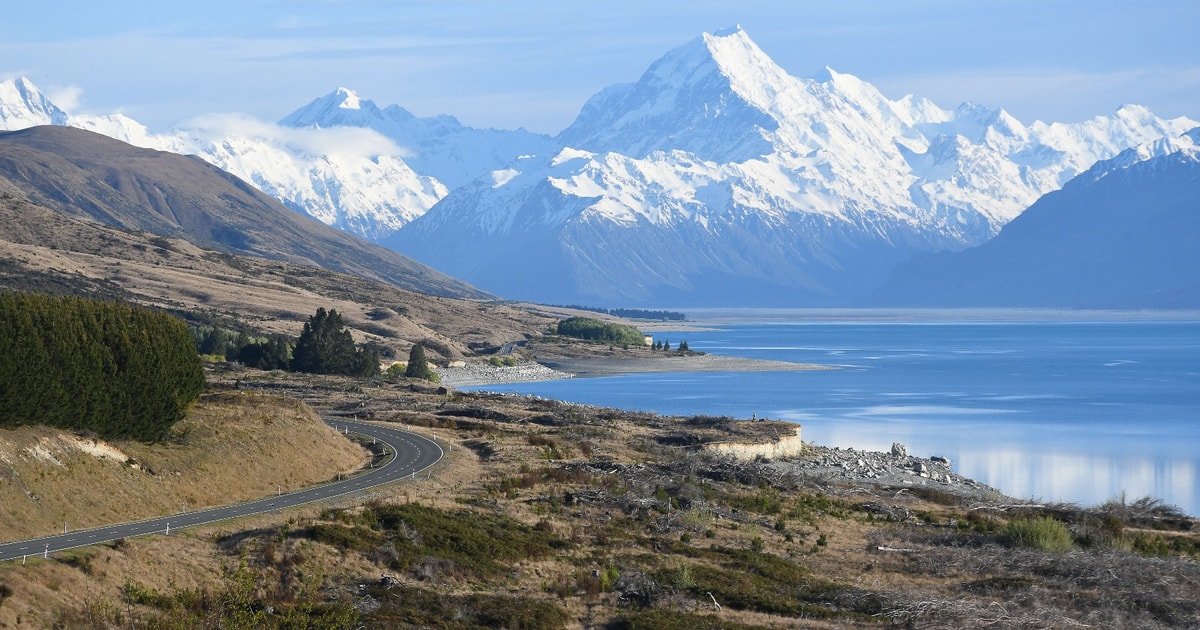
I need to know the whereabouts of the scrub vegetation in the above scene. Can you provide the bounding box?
[1,370,1197,629]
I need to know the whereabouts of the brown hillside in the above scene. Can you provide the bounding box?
[0,125,485,299]
[0,193,560,361]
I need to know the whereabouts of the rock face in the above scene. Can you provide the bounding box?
[706,431,805,461]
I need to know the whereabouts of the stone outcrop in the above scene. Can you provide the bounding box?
[705,428,804,461]
[769,444,1002,501]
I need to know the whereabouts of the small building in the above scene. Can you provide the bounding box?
[643,335,654,346]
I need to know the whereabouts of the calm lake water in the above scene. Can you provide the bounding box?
[467,312,1200,515]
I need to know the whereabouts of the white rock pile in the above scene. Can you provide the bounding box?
[437,362,574,388]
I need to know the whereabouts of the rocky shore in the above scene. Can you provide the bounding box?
[437,362,573,388]
[774,441,1008,503]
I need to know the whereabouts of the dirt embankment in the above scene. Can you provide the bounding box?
[0,390,366,543]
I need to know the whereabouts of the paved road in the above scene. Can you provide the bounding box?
[0,419,443,563]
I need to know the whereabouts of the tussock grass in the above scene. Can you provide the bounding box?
[1005,516,1075,552]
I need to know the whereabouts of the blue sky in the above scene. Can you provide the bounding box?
[3,1,1198,133]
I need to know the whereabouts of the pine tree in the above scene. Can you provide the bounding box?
[291,308,361,375]
[404,343,434,380]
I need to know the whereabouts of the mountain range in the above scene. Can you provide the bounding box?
[2,26,1196,307]
[870,129,1200,308]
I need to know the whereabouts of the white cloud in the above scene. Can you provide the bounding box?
[176,112,411,158]
[45,85,84,113]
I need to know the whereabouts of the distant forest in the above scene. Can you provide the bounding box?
[0,292,204,442]
[556,317,646,346]
[551,305,686,321]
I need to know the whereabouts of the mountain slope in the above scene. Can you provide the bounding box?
[869,129,1200,308]
[391,27,1196,306]
[0,78,455,243]
[72,110,448,242]
[279,87,556,191]
[0,192,556,363]
[0,78,68,129]
[0,125,489,299]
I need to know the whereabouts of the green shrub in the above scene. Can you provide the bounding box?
[0,292,203,442]
[368,503,569,579]
[555,317,645,345]
[1005,516,1074,552]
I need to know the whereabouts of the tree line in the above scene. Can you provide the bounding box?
[555,317,646,346]
[0,292,204,442]
[549,305,687,321]
[192,308,389,378]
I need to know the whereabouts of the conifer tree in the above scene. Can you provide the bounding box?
[291,308,361,375]
[404,343,434,380]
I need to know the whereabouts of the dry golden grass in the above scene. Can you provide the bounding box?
[0,391,365,543]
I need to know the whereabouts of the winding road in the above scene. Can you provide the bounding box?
[0,419,443,563]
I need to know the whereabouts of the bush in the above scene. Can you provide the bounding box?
[1005,516,1074,552]
[0,292,204,442]
[555,317,645,345]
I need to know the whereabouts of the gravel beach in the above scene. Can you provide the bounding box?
[437,354,830,388]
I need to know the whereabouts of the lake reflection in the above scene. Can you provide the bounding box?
[467,316,1200,516]
[795,416,1198,512]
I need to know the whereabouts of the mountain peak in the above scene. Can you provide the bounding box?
[333,87,362,110]
[278,87,381,128]
[555,27,783,161]
[711,24,745,37]
[0,76,69,130]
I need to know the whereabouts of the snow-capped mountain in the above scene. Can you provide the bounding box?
[279,87,556,190]
[387,26,1196,305]
[0,79,448,241]
[870,128,1200,308]
[0,77,68,129]
[2,23,1195,307]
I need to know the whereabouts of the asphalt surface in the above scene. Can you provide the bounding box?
[0,419,443,563]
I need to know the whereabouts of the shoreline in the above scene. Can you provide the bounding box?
[437,354,832,388]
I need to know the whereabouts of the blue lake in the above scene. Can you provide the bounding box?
[466,312,1200,515]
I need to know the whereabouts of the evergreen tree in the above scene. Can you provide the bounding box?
[404,343,434,380]
[0,292,202,442]
[662,339,670,351]
[291,308,361,375]
[679,340,690,352]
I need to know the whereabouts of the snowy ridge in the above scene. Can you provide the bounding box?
[872,124,1200,308]
[0,78,68,129]
[0,78,449,240]
[279,87,556,190]
[1089,126,1200,174]
[392,27,1197,305]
